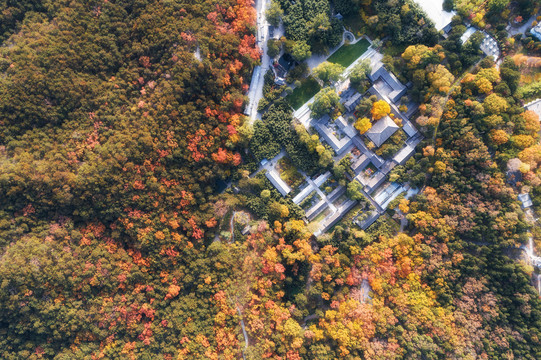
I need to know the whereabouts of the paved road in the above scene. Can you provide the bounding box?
[245,0,270,122]
[507,15,537,38]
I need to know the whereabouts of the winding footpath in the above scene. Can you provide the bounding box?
[229,211,236,243]
[420,58,484,192]
[237,306,249,359]
[507,15,537,38]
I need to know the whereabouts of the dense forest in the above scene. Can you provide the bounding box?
[0,0,259,358]
[1,0,541,359]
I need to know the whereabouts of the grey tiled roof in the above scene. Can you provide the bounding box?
[393,144,415,165]
[314,116,354,155]
[518,193,533,208]
[402,121,418,138]
[366,116,399,147]
[265,170,291,196]
[369,65,407,103]
[344,92,362,111]
[351,154,370,174]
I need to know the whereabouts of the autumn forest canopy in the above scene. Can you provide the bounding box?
[1,0,541,359]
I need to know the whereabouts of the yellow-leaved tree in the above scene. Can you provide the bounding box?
[371,100,390,120]
[354,117,372,134]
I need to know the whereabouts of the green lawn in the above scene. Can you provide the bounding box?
[327,39,370,68]
[286,76,321,110]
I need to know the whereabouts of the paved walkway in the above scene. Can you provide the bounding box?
[237,306,249,358]
[293,182,316,205]
[314,198,357,236]
[293,94,317,126]
[305,35,344,70]
[301,170,337,213]
[314,171,332,187]
[507,15,538,38]
[361,187,383,214]
[294,171,334,204]
[250,149,287,178]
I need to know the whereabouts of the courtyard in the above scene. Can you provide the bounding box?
[255,45,423,236]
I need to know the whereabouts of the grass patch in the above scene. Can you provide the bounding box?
[277,157,304,190]
[366,213,400,237]
[374,129,407,159]
[286,76,321,110]
[327,39,370,68]
[312,208,331,223]
[312,207,332,224]
[333,193,349,207]
[517,81,541,101]
[319,176,339,194]
[300,190,321,211]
